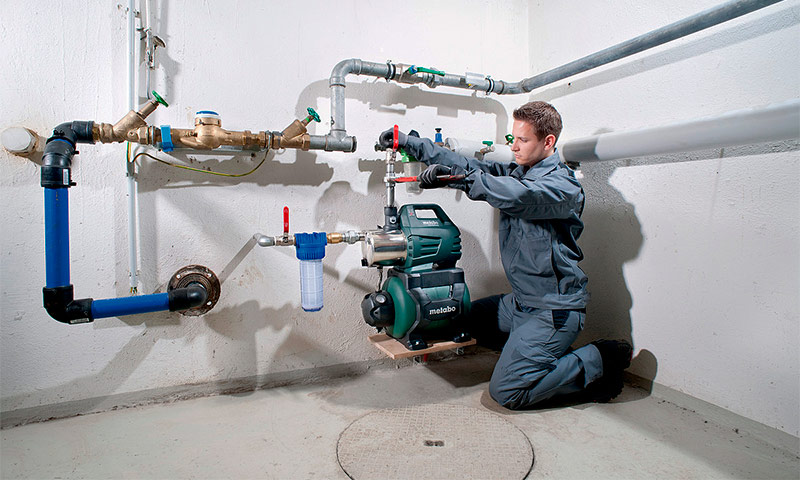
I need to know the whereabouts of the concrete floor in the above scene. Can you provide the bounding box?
[1,352,798,479]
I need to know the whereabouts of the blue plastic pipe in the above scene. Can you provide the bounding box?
[91,293,171,319]
[44,188,71,288]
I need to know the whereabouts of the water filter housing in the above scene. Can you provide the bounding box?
[295,232,327,312]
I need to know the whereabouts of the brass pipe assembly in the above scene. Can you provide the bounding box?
[93,91,323,152]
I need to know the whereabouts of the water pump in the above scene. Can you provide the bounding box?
[361,204,471,350]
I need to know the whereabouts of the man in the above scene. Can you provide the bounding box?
[379,101,632,409]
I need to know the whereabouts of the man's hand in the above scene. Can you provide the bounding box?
[419,164,453,189]
[379,128,407,150]
[378,129,419,150]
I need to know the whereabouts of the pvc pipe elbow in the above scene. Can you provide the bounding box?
[168,285,208,311]
[51,121,96,145]
[42,285,93,324]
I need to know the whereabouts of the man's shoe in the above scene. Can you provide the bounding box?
[593,339,633,372]
[587,339,633,403]
[587,372,625,403]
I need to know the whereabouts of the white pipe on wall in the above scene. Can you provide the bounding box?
[561,99,800,164]
[126,0,139,293]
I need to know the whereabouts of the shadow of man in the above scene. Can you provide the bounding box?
[577,160,656,385]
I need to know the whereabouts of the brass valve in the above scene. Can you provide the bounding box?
[93,92,167,143]
[272,107,320,151]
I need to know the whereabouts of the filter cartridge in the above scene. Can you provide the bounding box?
[299,259,323,311]
[294,232,327,312]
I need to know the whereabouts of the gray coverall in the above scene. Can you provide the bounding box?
[402,136,604,409]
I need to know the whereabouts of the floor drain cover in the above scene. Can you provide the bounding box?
[337,404,533,479]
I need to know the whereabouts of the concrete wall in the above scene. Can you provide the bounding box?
[1,0,797,436]
[531,0,799,435]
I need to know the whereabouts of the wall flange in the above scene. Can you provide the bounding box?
[167,265,220,316]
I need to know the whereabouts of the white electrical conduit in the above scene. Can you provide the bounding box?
[127,0,139,293]
[560,99,800,164]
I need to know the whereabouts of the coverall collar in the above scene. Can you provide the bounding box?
[511,149,560,180]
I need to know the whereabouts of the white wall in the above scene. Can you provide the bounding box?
[1,0,797,437]
[0,0,524,416]
[530,0,799,435]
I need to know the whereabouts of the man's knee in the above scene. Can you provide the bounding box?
[489,375,527,410]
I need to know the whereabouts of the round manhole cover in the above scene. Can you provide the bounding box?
[337,404,533,479]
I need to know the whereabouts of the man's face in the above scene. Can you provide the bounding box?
[510,119,555,167]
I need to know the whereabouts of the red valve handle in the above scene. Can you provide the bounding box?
[393,174,466,183]
[393,124,399,151]
[283,206,289,234]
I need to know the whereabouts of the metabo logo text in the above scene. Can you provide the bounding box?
[428,305,456,316]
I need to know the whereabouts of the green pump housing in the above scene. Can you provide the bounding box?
[361,204,472,350]
[397,204,462,271]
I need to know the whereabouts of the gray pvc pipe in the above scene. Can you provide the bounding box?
[560,99,800,163]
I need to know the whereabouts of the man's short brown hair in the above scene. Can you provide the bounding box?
[512,101,562,144]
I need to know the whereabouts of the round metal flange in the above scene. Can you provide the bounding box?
[167,265,221,316]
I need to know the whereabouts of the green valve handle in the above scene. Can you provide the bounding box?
[151,91,169,107]
[408,65,446,76]
[417,66,445,76]
[482,141,493,146]
[306,107,320,122]
[505,134,514,144]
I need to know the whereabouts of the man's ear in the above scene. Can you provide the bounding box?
[545,134,557,150]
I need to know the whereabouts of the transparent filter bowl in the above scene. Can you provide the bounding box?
[299,259,323,311]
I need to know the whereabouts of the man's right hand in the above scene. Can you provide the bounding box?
[378,128,408,150]
[418,164,453,189]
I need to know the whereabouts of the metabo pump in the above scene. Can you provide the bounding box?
[360,203,472,350]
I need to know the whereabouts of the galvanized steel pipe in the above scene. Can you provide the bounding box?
[497,0,784,94]
[325,0,783,147]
